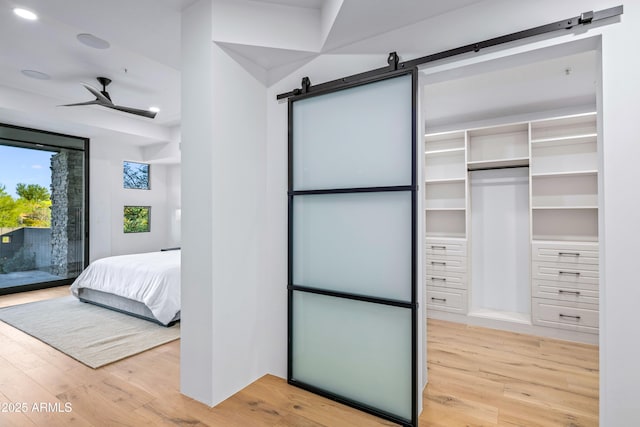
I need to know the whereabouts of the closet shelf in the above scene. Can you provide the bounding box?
[426,231,466,239]
[467,157,529,170]
[425,236,467,241]
[531,170,598,178]
[424,147,465,155]
[424,130,465,138]
[532,234,599,243]
[531,133,597,146]
[424,177,465,184]
[425,111,600,340]
[532,206,598,210]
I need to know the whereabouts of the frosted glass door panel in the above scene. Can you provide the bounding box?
[292,291,412,420]
[292,75,412,190]
[293,191,411,301]
[470,168,530,314]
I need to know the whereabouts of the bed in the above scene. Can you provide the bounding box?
[69,249,180,326]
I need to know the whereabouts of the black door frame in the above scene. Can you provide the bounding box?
[287,68,419,427]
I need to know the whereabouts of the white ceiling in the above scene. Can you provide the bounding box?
[0,0,595,154]
[0,0,191,149]
[258,0,325,8]
[422,49,598,131]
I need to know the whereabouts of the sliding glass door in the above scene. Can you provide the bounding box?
[0,123,88,294]
[288,71,418,426]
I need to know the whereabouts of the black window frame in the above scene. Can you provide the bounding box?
[0,122,89,296]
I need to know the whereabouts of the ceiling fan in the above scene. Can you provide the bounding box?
[60,77,157,119]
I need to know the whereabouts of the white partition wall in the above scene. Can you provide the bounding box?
[288,71,418,426]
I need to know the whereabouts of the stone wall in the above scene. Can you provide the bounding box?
[50,151,84,278]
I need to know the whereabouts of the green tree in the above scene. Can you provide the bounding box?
[16,183,50,202]
[0,184,19,227]
[124,206,150,233]
[15,183,51,227]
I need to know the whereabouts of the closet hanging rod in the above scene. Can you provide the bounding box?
[468,164,529,172]
[277,5,623,100]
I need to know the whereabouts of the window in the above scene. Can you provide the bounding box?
[0,122,88,293]
[123,161,150,190]
[124,206,151,233]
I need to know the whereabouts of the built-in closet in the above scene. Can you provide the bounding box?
[424,111,600,343]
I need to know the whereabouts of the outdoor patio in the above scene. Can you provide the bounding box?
[0,270,64,289]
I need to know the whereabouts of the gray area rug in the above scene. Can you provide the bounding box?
[0,296,179,368]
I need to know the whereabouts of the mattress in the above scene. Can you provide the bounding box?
[70,250,180,326]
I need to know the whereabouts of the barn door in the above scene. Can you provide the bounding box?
[288,70,418,426]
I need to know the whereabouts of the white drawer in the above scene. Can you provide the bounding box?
[426,255,466,274]
[425,238,467,257]
[532,298,599,334]
[427,251,467,262]
[532,261,599,285]
[426,286,467,314]
[532,241,599,265]
[426,272,467,290]
[532,280,599,305]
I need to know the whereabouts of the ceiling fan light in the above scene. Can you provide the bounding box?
[14,8,38,20]
[77,33,110,49]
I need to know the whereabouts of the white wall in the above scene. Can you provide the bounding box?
[182,0,640,424]
[180,0,215,404]
[181,0,271,406]
[599,3,640,423]
[89,136,175,260]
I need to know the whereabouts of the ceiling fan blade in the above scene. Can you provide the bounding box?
[109,104,157,119]
[59,100,101,107]
[62,78,155,119]
[81,83,113,105]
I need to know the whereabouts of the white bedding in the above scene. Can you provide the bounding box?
[70,250,180,325]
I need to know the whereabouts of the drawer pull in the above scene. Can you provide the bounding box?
[431,277,447,282]
[431,245,447,250]
[559,314,581,321]
[431,297,447,303]
[558,289,581,296]
[559,271,581,276]
[558,252,581,257]
[431,261,447,266]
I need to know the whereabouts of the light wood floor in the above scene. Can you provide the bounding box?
[0,286,598,426]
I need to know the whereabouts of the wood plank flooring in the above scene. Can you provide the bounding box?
[0,286,598,426]
[425,319,598,426]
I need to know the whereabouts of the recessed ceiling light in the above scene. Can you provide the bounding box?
[149,106,160,113]
[21,69,51,80]
[77,33,110,49]
[13,8,38,20]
